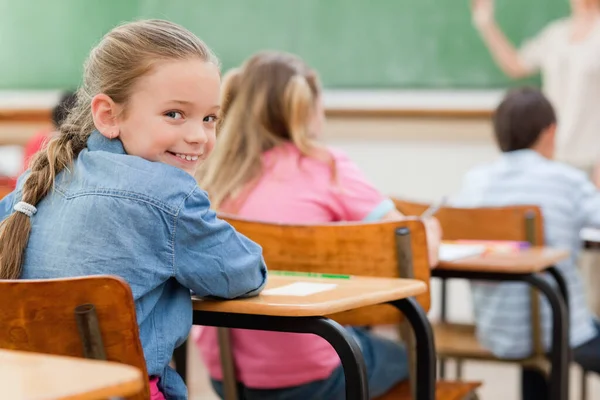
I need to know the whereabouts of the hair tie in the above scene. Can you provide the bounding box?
[13,201,37,218]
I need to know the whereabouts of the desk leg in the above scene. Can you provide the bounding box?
[305,317,370,400]
[524,273,569,400]
[547,266,569,311]
[439,278,448,379]
[391,297,436,400]
[192,312,369,400]
[432,269,569,400]
[546,266,572,375]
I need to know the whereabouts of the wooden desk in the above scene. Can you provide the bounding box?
[438,248,569,274]
[193,275,427,316]
[0,348,143,400]
[433,247,570,400]
[186,274,435,400]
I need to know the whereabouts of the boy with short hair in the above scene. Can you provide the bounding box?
[453,87,600,399]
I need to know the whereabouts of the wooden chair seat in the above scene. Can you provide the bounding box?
[433,323,491,359]
[375,380,482,400]
[434,322,548,371]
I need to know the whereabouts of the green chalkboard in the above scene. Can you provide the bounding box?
[0,0,138,90]
[0,0,569,89]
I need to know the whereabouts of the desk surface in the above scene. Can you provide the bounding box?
[193,274,427,317]
[437,247,570,274]
[581,227,600,243]
[0,349,143,400]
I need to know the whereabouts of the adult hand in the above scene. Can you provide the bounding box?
[472,0,495,29]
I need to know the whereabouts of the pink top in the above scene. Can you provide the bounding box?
[150,377,165,400]
[194,143,393,389]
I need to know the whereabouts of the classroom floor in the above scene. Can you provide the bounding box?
[184,338,600,400]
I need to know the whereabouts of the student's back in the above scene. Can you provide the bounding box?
[199,127,397,393]
[223,142,394,223]
[459,150,599,262]
[455,150,597,356]
[194,51,441,400]
[453,87,600,400]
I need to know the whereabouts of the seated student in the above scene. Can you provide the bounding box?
[22,91,78,171]
[193,51,441,400]
[0,20,266,400]
[452,87,600,400]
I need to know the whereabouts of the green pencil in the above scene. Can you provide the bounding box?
[270,271,351,280]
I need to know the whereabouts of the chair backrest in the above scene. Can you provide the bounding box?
[221,215,431,326]
[393,198,544,244]
[0,275,149,400]
[394,198,547,357]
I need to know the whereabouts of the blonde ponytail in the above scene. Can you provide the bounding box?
[284,75,317,157]
[0,93,89,279]
[218,68,242,133]
[198,51,332,210]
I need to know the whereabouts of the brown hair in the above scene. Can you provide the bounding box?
[0,19,218,279]
[493,87,556,153]
[197,51,328,210]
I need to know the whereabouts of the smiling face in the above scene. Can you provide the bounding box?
[112,58,221,176]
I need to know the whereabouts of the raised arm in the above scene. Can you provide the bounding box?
[472,0,533,79]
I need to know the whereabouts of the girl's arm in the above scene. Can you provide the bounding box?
[174,189,267,299]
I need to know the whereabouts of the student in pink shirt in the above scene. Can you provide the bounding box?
[194,51,441,400]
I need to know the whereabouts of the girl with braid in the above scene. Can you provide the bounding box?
[0,20,266,400]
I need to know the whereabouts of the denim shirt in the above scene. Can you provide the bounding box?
[0,131,267,399]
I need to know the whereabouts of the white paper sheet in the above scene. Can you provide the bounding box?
[439,243,486,262]
[262,282,338,297]
[581,227,600,243]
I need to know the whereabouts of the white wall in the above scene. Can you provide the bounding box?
[328,138,499,201]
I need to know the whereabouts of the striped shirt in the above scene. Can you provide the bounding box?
[453,150,598,358]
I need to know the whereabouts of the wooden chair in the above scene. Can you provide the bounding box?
[222,215,481,400]
[393,199,550,380]
[0,275,149,400]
